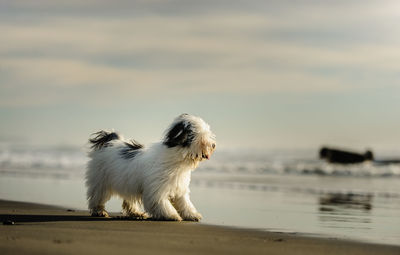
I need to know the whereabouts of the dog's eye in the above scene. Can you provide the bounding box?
[212,143,216,149]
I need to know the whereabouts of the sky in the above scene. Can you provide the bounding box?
[0,0,399,152]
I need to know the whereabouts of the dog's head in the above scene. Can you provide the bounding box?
[164,114,216,161]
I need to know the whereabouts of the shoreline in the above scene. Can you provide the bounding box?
[1,199,399,255]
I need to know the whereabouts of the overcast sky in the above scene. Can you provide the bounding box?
[1,0,399,151]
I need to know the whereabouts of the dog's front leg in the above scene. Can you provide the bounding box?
[143,192,182,221]
[172,193,202,221]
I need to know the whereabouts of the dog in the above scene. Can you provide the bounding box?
[85,114,216,221]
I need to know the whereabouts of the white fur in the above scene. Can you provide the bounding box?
[85,114,216,221]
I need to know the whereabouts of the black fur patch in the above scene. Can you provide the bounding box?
[119,140,144,159]
[89,131,120,150]
[164,121,195,148]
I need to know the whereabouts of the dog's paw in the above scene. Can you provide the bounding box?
[126,212,149,220]
[91,209,110,217]
[153,214,183,221]
[182,212,202,222]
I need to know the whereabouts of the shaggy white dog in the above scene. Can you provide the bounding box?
[85,114,216,221]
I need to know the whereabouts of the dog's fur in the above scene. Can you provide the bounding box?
[85,114,216,221]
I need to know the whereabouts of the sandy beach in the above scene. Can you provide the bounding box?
[0,199,399,255]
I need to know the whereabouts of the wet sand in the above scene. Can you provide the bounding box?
[0,199,399,255]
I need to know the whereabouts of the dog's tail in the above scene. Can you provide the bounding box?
[89,130,120,150]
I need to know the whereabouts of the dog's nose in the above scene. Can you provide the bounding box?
[202,153,209,160]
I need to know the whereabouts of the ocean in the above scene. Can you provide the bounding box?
[0,144,399,245]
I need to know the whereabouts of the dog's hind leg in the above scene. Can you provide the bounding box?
[87,184,112,217]
[122,199,149,219]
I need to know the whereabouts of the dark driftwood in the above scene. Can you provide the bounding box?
[319,147,373,164]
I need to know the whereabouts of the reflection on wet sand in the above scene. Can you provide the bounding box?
[318,193,373,229]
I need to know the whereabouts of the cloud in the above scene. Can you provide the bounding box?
[1,0,400,149]
[1,1,400,107]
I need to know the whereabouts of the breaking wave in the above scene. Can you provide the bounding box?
[1,145,400,179]
[198,151,400,178]
[0,145,86,179]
